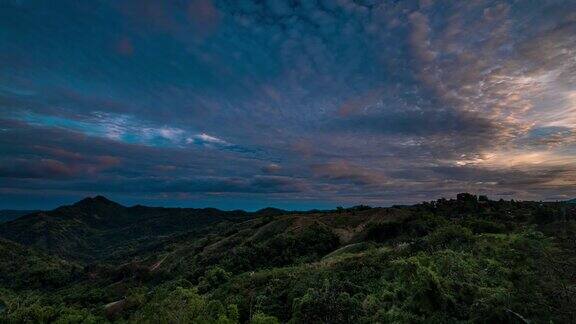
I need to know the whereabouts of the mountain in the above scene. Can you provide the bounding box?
[0,210,39,223]
[254,207,289,216]
[0,195,575,323]
[0,196,252,262]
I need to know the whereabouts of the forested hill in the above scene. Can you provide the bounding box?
[0,196,263,262]
[0,194,575,323]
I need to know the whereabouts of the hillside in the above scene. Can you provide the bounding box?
[0,195,575,323]
[0,196,253,262]
[0,238,81,290]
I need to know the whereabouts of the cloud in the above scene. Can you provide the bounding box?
[115,37,134,56]
[7,175,307,195]
[1,0,576,208]
[328,107,496,137]
[7,111,265,156]
[0,159,76,179]
[262,163,282,174]
[311,161,388,186]
[187,0,222,39]
[520,126,576,148]
[187,133,228,146]
[0,156,120,180]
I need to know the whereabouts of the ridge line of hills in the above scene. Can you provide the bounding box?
[3,194,576,225]
[0,193,575,322]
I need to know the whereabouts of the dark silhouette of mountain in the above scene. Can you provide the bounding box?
[0,210,39,223]
[0,196,253,261]
[254,207,288,216]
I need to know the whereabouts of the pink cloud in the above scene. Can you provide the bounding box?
[115,37,134,56]
[187,0,221,38]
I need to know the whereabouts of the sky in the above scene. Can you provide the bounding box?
[1,0,576,210]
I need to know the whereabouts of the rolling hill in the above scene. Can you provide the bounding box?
[0,196,253,262]
[0,195,575,323]
[0,238,81,290]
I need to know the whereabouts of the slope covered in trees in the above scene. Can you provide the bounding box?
[0,196,253,262]
[0,194,574,323]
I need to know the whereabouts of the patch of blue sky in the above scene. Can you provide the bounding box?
[18,112,187,148]
[13,111,265,157]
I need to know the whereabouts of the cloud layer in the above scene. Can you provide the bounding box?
[1,0,575,209]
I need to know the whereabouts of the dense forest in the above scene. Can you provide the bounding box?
[0,194,575,323]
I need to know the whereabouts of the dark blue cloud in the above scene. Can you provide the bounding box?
[1,0,576,209]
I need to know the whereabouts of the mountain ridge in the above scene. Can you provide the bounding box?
[0,196,255,262]
[0,195,575,323]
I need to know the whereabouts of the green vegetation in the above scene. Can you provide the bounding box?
[0,194,575,323]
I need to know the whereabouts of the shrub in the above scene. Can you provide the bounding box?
[427,225,474,250]
[199,267,232,293]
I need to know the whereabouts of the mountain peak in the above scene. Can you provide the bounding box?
[74,195,122,208]
[255,207,287,216]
